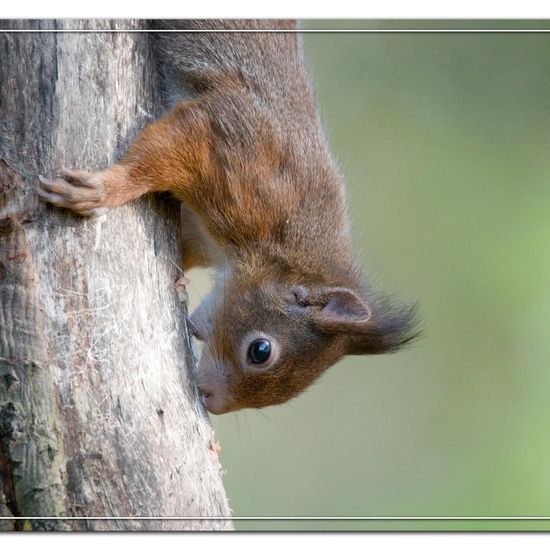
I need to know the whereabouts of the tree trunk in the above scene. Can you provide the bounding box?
[0,19,232,531]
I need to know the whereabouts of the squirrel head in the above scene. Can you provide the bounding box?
[189,268,418,414]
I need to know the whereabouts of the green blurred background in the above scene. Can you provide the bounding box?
[188,21,550,530]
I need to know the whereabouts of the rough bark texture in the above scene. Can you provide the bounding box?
[0,19,232,531]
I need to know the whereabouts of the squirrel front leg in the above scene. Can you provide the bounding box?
[38,100,213,217]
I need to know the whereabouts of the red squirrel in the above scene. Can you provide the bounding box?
[37,20,418,414]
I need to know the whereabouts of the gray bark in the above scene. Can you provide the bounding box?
[0,19,232,531]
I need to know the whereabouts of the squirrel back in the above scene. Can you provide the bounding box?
[151,21,418,413]
[152,20,354,277]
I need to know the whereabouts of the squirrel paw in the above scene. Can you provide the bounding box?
[175,275,190,302]
[37,168,109,217]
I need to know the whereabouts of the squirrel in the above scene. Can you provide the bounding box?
[37,20,418,414]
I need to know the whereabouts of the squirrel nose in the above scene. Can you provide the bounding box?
[199,387,216,410]
[199,388,231,415]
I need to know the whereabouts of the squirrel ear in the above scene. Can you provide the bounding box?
[293,285,419,355]
[293,286,419,354]
[298,287,372,334]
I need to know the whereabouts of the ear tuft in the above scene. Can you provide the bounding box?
[346,294,421,355]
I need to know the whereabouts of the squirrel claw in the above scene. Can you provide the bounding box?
[56,167,96,188]
[37,170,109,217]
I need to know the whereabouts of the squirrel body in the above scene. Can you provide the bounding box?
[38,20,417,414]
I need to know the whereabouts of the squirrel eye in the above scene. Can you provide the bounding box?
[248,339,271,364]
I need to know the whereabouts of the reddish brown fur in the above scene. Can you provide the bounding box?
[38,20,418,414]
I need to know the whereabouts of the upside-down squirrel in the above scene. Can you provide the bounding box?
[38,20,418,414]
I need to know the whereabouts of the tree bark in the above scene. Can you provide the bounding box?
[0,19,232,531]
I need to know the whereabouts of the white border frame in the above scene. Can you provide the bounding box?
[2,21,550,526]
